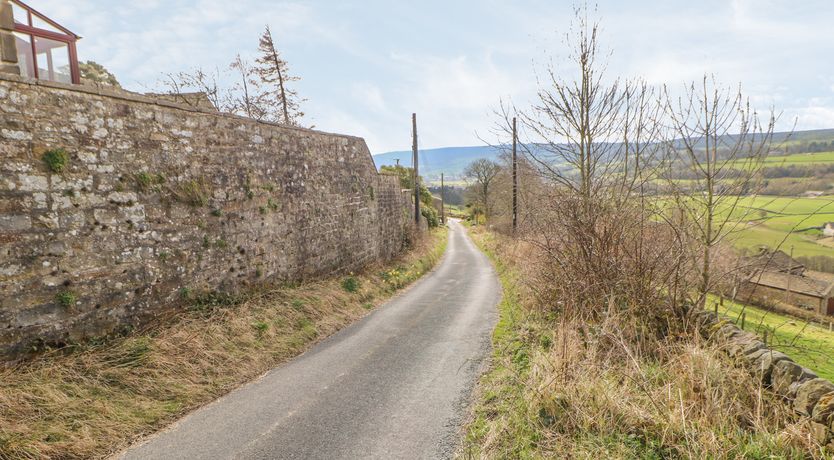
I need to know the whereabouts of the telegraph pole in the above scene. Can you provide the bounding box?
[412,113,420,225]
[441,172,446,225]
[512,116,518,233]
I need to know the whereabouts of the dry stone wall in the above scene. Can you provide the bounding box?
[694,310,834,450]
[0,73,412,357]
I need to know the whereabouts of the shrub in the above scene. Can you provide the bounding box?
[421,206,440,228]
[43,149,70,173]
[55,291,77,308]
[342,276,360,293]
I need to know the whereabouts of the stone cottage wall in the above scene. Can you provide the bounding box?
[694,310,834,450]
[0,73,412,357]
[739,283,826,315]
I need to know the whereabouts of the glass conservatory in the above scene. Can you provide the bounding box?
[9,0,80,84]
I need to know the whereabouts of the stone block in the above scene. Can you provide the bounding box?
[772,360,816,397]
[813,393,834,424]
[0,31,16,63]
[753,349,790,384]
[810,421,832,445]
[0,63,15,76]
[795,380,834,416]
[0,1,13,32]
[0,214,31,231]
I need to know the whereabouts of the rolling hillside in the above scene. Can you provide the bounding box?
[374,128,834,185]
[372,146,504,183]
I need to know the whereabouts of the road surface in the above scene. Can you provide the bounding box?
[119,220,501,460]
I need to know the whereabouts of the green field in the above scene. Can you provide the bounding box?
[722,195,834,258]
[709,295,834,381]
[759,151,834,167]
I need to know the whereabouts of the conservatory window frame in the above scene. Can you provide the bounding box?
[10,0,80,84]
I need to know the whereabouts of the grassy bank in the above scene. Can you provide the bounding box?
[0,228,447,460]
[711,296,834,381]
[460,228,817,459]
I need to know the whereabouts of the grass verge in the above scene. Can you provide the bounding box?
[0,227,447,460]
[460,227,818,459]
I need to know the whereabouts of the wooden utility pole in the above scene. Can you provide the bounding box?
[441,173,445,225]
[412,113,420,225]
[512,116,518,233]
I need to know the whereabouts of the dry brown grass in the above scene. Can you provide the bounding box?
[0,228,447,460]
[461,229,823,459]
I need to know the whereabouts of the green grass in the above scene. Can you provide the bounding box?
[460,229,541,459]
[759,151,834,166]
[709,295,834,381]
[706,195,834,258]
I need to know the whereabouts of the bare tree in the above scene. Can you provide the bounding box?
[661,76,777,307]
[160,67,230,111]
[464,158,501,221]
[229,54,266,120]
[255,25,305,125]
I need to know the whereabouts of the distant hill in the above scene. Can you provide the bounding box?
[373,146,505,183]
[373,129,834,185]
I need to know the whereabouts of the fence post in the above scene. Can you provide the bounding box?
[741,312,746,330]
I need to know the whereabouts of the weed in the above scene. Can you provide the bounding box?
[179,287,191,300]
[252,321,269,335]
[215,239,228,249]
[202,235,211,248]
[210,209,223,217]
[174,179,209,207]
[363,302,374,310]
[134,172,165,191]
[56,291,77,308]
[290,299,305,310]
[341,276,360,293]
[158,251,169,262]
[268,198,278,211]
[255,268,263,278]
[42,148,70,173]
[259,206,267,215]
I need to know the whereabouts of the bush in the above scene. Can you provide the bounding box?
[421,206,440,228]
[42,149,70,173]
[342,276,360,293]
[55,291,77,308]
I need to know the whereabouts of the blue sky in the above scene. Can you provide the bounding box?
[32,0,834,153]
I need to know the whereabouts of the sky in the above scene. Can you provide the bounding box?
[30,0,834,153]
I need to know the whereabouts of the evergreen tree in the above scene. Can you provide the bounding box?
[255,26,304,125]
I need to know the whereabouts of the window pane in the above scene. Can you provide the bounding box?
[31,15,62,34]
[10,1,28,26]
[34,37,72,84]
[13,32,35,78]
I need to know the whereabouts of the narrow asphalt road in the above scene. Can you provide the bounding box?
[119,220,501,460]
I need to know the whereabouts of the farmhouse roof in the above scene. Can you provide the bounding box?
[747,269,834,299]
[742,248,805,275]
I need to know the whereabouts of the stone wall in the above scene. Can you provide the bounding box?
[694,310,834,450]
[739,283,826,315]
[0,73,413,358]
